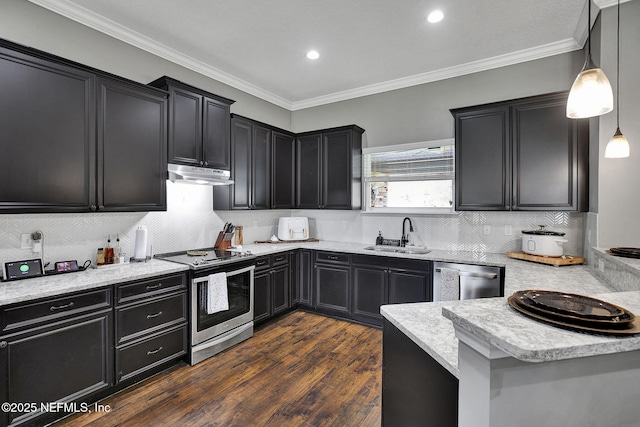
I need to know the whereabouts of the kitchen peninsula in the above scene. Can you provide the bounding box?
[381,249,640,427]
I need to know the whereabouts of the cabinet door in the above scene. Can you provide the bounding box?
[272,264,290,316]
[0,47,95,213]
[454,106,510,210]
[298,250,313,306]
[202,97,231,169]
[388,269,430,304]
[296,134,322,208]
[168,85,202,166]
[352,265,387,325]
[97,78,167,211]
[272,131,296,209]
[254,270,271,323]
[322,129,353,209]
[290,250,299,305]
[0,311,113,427]
[230,117,252,209]
[315,264,350,314]
[251,124,271,209]
[511,95,587,211]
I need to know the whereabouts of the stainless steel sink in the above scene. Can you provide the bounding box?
[363,246,430,255]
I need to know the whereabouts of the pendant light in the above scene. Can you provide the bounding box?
[566,0,614,119]
[604,0,630,158]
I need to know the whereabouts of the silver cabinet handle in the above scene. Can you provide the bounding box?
[146,311,163,319]
[435,268,497,279]
[146,283,163,290]
[147,346,163,355]
[0,341,7,349]
[50,302,74,311]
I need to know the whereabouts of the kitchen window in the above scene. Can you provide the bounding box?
[362,139,455,213]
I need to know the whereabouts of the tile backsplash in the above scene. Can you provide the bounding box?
[0,181,586,270]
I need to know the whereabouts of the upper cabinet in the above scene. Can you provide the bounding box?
[451,92,588,212]
[296,126,364,210]
[0,39,168,213]
[148,76,235,170]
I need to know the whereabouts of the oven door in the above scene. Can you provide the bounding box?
[191,264,254,346]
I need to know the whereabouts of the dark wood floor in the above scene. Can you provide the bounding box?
[56,311,382,427]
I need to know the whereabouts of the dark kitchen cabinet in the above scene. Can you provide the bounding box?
[451,91,588,211]
[314,251,351,315]
[97,77,168,212]
[0,39,168,213]
[148,76,234,169]
[113,273,188,384]
[272,130,296,209]
[352,254,431,326]
[382,319,458,427]
[213,115,271,210]
[0,289,113,427]
[296,125,364,210]
[289,250,299,305]
[253,253,291,325]
[0,43,95,213]
[298,249,314,306]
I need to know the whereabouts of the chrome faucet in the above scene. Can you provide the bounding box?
[401,217,414,247]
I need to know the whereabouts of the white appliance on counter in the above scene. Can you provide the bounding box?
[277,217,309,241]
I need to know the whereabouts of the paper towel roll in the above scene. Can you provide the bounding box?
[134,226,148,260]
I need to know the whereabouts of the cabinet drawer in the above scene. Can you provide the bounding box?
[115,292,187,344]
[1,288,111,333]
[351,254,431,273]
[272,252,289,266]
[116,325,187,383]
[254,256,271,271]
[116,273,186,304]
[315,251,350,265]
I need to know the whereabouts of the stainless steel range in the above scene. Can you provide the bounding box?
[155,248,256,365]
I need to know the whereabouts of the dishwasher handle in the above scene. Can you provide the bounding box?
[435,268,498,279]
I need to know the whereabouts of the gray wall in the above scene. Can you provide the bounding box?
[0,0,291,130]
[596,0,640,248]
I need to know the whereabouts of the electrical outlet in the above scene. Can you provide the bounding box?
[21,233,32,249]
[504,225,513,236]
[483,225,491,235]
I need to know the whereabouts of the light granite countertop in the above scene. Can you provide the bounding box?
[0,260,189,307]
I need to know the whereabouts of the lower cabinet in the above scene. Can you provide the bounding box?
[0,289,113,427]
[382,319,458,426]
[302,251,431,327]
[0,273,188,427]
[114,274,188,383]
[254,253,291,325]
[352,254,431,326]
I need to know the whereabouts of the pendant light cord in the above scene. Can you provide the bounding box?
[616,0,621,127]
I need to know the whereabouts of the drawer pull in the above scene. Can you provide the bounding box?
[0,341,7,349]
[256,260,267,265]
[147,346,163,355]
[275,256,284,261]
[328,256,338,260]
[146,283,163,290]
[50,302,74,312]
[146,311,163,319]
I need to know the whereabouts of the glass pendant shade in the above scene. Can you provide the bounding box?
[566,62,614,118]
[605,127,630,158]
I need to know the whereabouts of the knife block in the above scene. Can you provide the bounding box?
[214,231,233,249]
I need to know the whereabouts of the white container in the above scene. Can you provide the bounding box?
[277,217,309,241]
[521,225,568,257]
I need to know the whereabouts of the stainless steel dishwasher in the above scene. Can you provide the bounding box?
[432,262,504,301]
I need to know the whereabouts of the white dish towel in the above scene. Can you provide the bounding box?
[206,273,229,314]
[440,267,460,301]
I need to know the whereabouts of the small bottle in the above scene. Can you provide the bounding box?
[105,234,114,264]
[96,248,105,266]
[376,231,384,245]
[114,234,121,264]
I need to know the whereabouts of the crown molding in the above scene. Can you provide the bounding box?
[29,0,591,112]
[27,0,294,110]
[292,38,581,110]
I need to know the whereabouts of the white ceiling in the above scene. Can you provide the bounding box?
[28,0,622,111]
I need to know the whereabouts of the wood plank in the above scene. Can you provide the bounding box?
[55,311,381,426]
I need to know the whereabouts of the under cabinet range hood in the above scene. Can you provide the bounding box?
[167,163,233,186]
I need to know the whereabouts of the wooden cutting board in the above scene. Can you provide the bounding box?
[506,251,586,267]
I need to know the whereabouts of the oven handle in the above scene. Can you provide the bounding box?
[192,264,255,285]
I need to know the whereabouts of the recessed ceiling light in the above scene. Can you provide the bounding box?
[306,50,320,60]
[427,10,444,24]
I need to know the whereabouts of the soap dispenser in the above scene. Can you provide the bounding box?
[376,231,384,245]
